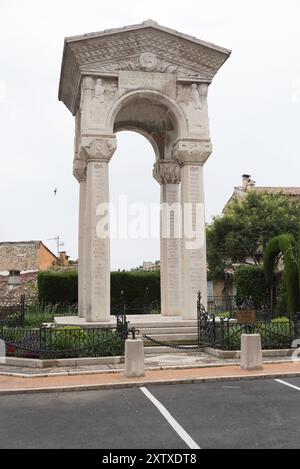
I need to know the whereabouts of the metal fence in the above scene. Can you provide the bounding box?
[112,290,160,316]
[199,294,300,351]
[0,298,129,359]
[206,296,277,319]
[0,325,126,360]
[207,296,237,316]
[0,295,25,327]
[38,303,78,317]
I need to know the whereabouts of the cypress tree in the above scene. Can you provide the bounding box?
[264,233,299,315]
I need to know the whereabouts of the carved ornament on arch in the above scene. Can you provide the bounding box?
[173,140,212,166]
[79,137,117,162]
[153,160,181,185]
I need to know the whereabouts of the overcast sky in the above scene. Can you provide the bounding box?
[0,0,299,270]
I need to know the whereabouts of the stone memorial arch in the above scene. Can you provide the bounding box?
[58,20,230,323]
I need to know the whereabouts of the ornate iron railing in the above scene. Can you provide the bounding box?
[0,325,126,359]
[207,296,274,320]
[198,294,300,351]
[207,296,237,317]
[0,295,25,327]
[112,289,160,316]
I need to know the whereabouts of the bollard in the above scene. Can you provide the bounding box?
[125,339,145,378]
[240,334,263,371]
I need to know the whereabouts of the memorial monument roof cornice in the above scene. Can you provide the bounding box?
[63,19,231,55]
[59,19,231,115]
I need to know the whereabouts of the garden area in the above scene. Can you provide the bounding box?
[0,325,124,360]
[202,191,300,351]
[2,191,300,357]
[0,270,161,360]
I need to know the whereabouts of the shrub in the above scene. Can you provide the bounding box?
[38,271,78,305]
[38,270,161,307]
[43,327,124,358]
[271,316,289,323]
[234,265,269,309]
[218,320,293,350]
[264,233,299,315]
[215,312,230,319]
[50,326,85,351]
[273,274,289,317]
[111,271,160,307]
[24,312,54,328]
[1,326,124,359]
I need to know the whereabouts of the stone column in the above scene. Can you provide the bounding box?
[174,140,212,319]
[153,160,182,316]
[79,136,117,322]
[73,159,88,319]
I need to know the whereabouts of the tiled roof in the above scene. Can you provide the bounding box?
[0,241,41,246]
[251,187,300,196]
[0,272,38,307]
[234,186,300,196]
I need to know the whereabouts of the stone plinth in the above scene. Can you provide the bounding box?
[125,339,145,377]
[240,334,263,371]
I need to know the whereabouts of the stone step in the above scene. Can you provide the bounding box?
[127,318,197,329]
[141,333,197,345]
[144,346,187,355]
[136,327,198,335]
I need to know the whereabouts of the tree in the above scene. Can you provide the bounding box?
[234,265,269,309]
[207,191,300,280]
[264,233,300,315]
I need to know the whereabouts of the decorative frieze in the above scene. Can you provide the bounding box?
[173,140,212,166]
[73,157,87,182]
[79,137,117,162]
[59,21,231,114]
[93,54,197,78]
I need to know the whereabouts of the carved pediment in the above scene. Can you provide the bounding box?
[81,55,205,80]
[59,20,231,115]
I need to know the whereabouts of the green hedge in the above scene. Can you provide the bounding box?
[38,271,78,305]
[111,271,160,307]
[38,270,161,306]
[234,265,269,309]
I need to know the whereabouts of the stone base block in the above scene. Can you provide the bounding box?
[240,334,263,371]
[125,339,145,378]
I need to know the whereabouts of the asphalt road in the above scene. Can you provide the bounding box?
[0,377,300,449]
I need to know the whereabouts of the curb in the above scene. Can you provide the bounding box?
[0,358,293,378]
[1,370,300,396]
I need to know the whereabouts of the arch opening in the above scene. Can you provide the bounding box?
[109,90,187,159]
[109,130,160,272]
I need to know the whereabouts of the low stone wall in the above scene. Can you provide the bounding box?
[2,356,124,369]
[204,347,295,360]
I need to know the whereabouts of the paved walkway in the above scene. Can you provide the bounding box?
[0,352,293,377]
[1,361,300,395]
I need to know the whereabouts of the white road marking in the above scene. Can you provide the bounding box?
[275,379,300,392]
[140,387,200,450]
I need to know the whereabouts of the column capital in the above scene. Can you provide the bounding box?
[79,136,117,163]
[73,158,87,182]
[153,160,181,185]
[173,139,212,166]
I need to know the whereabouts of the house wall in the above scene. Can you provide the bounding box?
[0,243,40,272]
[39,244,57,271]
[213,279,225,297]
[212,279,236,298]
